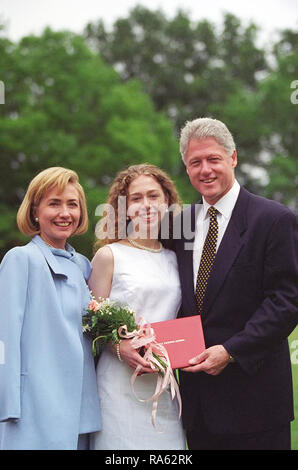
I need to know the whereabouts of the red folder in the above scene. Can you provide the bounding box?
[150,315,206,369]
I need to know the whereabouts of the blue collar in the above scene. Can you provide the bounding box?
[31,235,72,277]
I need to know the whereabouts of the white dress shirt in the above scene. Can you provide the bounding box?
[193,180,240,290]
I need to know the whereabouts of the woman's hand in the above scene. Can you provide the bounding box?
[113,340,154,374]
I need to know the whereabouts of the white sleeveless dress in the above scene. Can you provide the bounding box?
[90,243,185,450]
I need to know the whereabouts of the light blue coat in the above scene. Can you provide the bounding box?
[0,235,101,449]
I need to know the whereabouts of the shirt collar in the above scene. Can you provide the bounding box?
[49,243,75,259]
[202,179,240,219]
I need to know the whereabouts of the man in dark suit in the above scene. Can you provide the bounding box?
[174,117,297,450]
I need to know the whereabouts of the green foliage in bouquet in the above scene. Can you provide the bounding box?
[82,298,137,356]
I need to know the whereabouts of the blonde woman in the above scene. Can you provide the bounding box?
[0,167,101,450]
[89,164,186,450]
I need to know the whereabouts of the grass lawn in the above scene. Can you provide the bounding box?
[290,327,298,450]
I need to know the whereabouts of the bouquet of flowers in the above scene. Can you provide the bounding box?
[83,297,135,354]
[82,295,182,427]
[82,296,167,371]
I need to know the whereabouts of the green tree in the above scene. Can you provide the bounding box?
[84,7,271,193]
[85,7,267,130]
[85,7,297,207]
[0,29,179,259]
[258,29,298,209]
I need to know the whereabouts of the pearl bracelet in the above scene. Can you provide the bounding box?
[116,342,123,362]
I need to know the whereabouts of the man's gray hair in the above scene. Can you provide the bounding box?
[180,117,236,163]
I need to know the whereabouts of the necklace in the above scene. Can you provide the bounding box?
[127,237,162,253]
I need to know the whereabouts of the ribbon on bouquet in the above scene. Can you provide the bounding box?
[118,318,182,428]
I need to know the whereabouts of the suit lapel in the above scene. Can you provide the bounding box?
[202,187,249,315]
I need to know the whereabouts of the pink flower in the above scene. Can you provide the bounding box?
[88,299,101,313]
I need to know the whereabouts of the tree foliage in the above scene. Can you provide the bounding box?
[259,30,298,205]
[0,29,179,259]
[84,6,297,209]
[85,8,267,127]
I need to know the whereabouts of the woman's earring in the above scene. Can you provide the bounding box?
[35,217,39,223]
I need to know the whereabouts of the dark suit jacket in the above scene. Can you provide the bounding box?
[174,187,298,434]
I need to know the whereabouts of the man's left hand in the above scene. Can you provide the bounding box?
[182,345,231,376]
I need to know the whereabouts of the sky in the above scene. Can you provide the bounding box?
[0,0,297,45]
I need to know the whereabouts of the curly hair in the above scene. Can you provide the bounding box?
[94,164,182,251]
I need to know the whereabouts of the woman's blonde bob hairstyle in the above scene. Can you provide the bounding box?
[95,163,182,250]
[17,167,88,237]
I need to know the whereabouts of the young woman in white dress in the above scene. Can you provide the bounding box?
[89,164,186,450]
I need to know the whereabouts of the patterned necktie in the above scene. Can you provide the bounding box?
[195,206,218,314]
